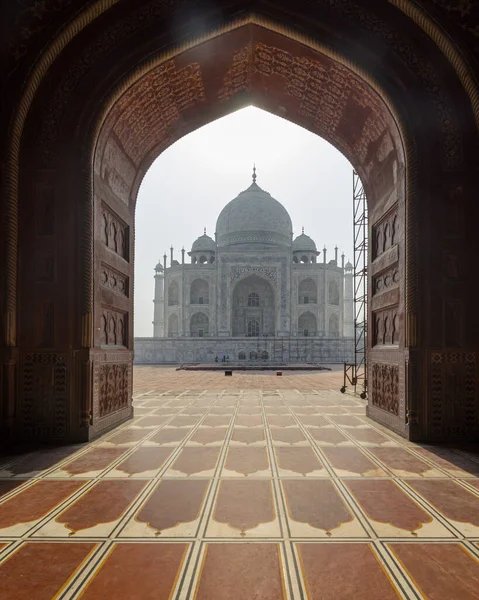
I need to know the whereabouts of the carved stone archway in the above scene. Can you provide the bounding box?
[2,3,478,444]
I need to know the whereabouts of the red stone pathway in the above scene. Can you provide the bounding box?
[0,367,478,599]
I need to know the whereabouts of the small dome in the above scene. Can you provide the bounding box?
[293,232,317,252]
[345,261,353,270]
[191,233,216,253]
[155,261,163,272]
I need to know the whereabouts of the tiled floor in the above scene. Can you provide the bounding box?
[1,367,479,599]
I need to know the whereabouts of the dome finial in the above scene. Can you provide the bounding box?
[302,226,304,234]
[204,227,206,235]
[252,163,257,184]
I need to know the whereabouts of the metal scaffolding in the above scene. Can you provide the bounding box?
[341,170,368,398]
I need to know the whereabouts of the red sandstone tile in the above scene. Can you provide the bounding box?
[389,543,479,600]
[370,447,438,475]
[231,428,265,444]
[307,428,349,444]
[210,407,235,415]
[297,415,329,427]
[469,479,479,490]
[0,542,96,600]
[407,479,479,526]
[322,447,386,476]
[346,480,433,533]
[202,415,232,427]
[80,543,188,599]
[168,416,201,427]
[190,428,228,444]
[106,428,150,444]
[292,406,319,415]
[55,480,146,533]
[264,406,290,415]
[235,415,263,427]
[223,448,270,475]
[346,428,393,444]
[135,480,209,532]
[283,480,354,531]
[239,406,263,414]
[298,543,400,599]
[133,416,168,428]
[328,415,367,427]
[114,447,172,475]
[149,428,188,444]
[0,480,85,530]
[62,448,127,475]
[275,447,325,475]
[195,544,285,600]
[271,428,307,444]
[213,481,275,532]
[169,447,221,475]
[267,415,296,427]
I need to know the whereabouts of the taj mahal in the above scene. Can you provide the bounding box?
[134,169,354,364]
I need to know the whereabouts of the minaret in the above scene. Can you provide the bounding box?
[153,260,165,337]
[343,260,354,338]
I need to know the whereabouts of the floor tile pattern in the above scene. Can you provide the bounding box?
[0,369,479,598]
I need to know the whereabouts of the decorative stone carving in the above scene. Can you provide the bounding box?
[97,362,130,418]
[373,306,399,346]
[22,352,68,438]
[100,263,129,297]
[100,307,127,347]
[373,263,399,295]
[371,362,399,415]
[100,203,129,260]
[372,209,398,260]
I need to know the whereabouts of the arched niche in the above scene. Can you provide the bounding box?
[299,312,317,336]
[232,274,275,337]
[167,281,179,306]
[190,279,209,305]
[329,313,340,337]
[328,280,340,306]
[168,313,179,336]
[298,278,317,304]
[190,312,209,337]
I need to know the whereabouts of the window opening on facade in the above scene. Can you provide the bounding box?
[247,320,260,337]
[248,292,260,307]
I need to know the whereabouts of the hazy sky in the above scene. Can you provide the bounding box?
[134,106,354,337]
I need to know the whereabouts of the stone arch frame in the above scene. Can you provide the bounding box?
[4,7,479,444]
[190,278,209,305]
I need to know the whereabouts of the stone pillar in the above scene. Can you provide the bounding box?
[343,262,354,338]
[152,263,164,337]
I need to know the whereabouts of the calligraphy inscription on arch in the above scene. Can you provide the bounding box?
[230,266,278,286]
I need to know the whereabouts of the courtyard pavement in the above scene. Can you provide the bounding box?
[0,366,478,598]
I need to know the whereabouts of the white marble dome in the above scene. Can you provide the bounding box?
[293,232,317,252]
[215,178,293,248]
[191,232,216,252]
